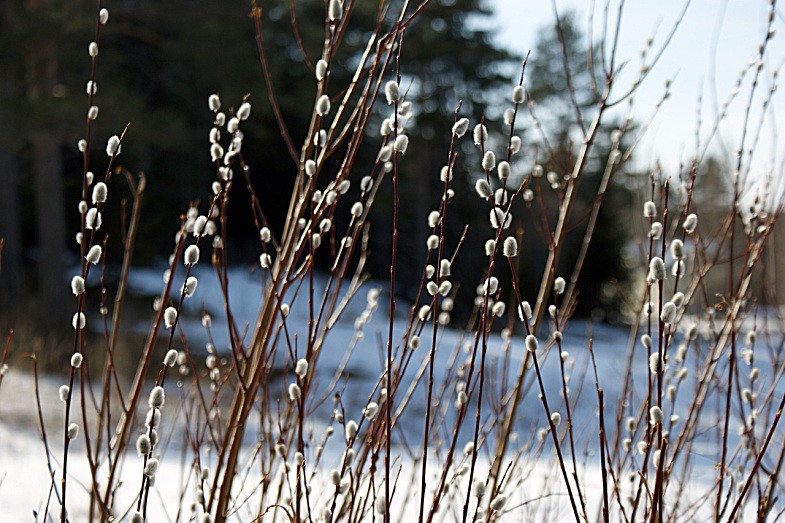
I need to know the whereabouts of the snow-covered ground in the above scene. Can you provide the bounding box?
[1,266,782,520]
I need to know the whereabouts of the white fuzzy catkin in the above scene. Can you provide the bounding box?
[510,136,521,154]
[683,213,698,233]
[99,8,109,24]
[492,302,506,317]
[87,105,99,120]
[210,143,223,162]
[259,252,273,269]
[92,182,108,204]
[164,349,178,367]
[649,353,660,374]
[71,275,85,295]
[208,94,221,111]
[59,385,70,402]
[363,402,379,420]
[144,458,159,477]
[490,208,512,229]
[494,188,508,206]
[649,406,664,425]
[512,85,525,103]
[315,95,331,116]
[88,41,98,57]
[106,135,121,156]
[553,277,565,295]
[136,434,152,456]
[484,276,499,295]
[503,237,518,257]
[393,134,409,154]
[349,202,363,218]
[672,292,684,308]
[315,59,328,81]
[184,245,200,265]
[193,215,208,237]
[345,420,358,441]
[67,423,79,440]
[427,210,440,228]
[519,301,532,321]
[85,208,101,230]
[236,102,251,121]
[472,479,486,498]
[380,118,392,136]
[295,359,308,378]
[452,118,469,137]
[375,493,387,515]
[644,200,656,218]
[86,81,97,95]
[328,0,343,21]
[164,307,178,328]
[149,386,165,408]
[378,144,393,162]
[525,334,538,352]
[288,383,301,401]
[550,412,561,426]
[484,239,496,256]
[659,301,676,323]
[426,235,439,250]
[435,267,451,289]
[384,81,400,104]
[70,353,83,368]
[259,227,271,243]
[497,161,511,180]
[473,124,488,145]
[72,312,86,330]
[475,179,491,198]
[490,494,507,511]
[670,239,684,260]
[649,257,666,280]
[183,276,198,297]
[482,151,496,171]
[418,305,431,321]
[649,222,662,239]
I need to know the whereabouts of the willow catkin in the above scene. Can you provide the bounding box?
[452,118,469,137]
[384,81,400,104]
[106,135,121,156]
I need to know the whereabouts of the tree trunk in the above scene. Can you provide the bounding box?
[0,148,23,309]
[32,133,68,325]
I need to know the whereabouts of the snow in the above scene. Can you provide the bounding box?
[1,266,782,520]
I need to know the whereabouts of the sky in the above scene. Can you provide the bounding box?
[488,0,784,193]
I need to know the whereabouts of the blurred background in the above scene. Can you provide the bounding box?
[0,0,783,364]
